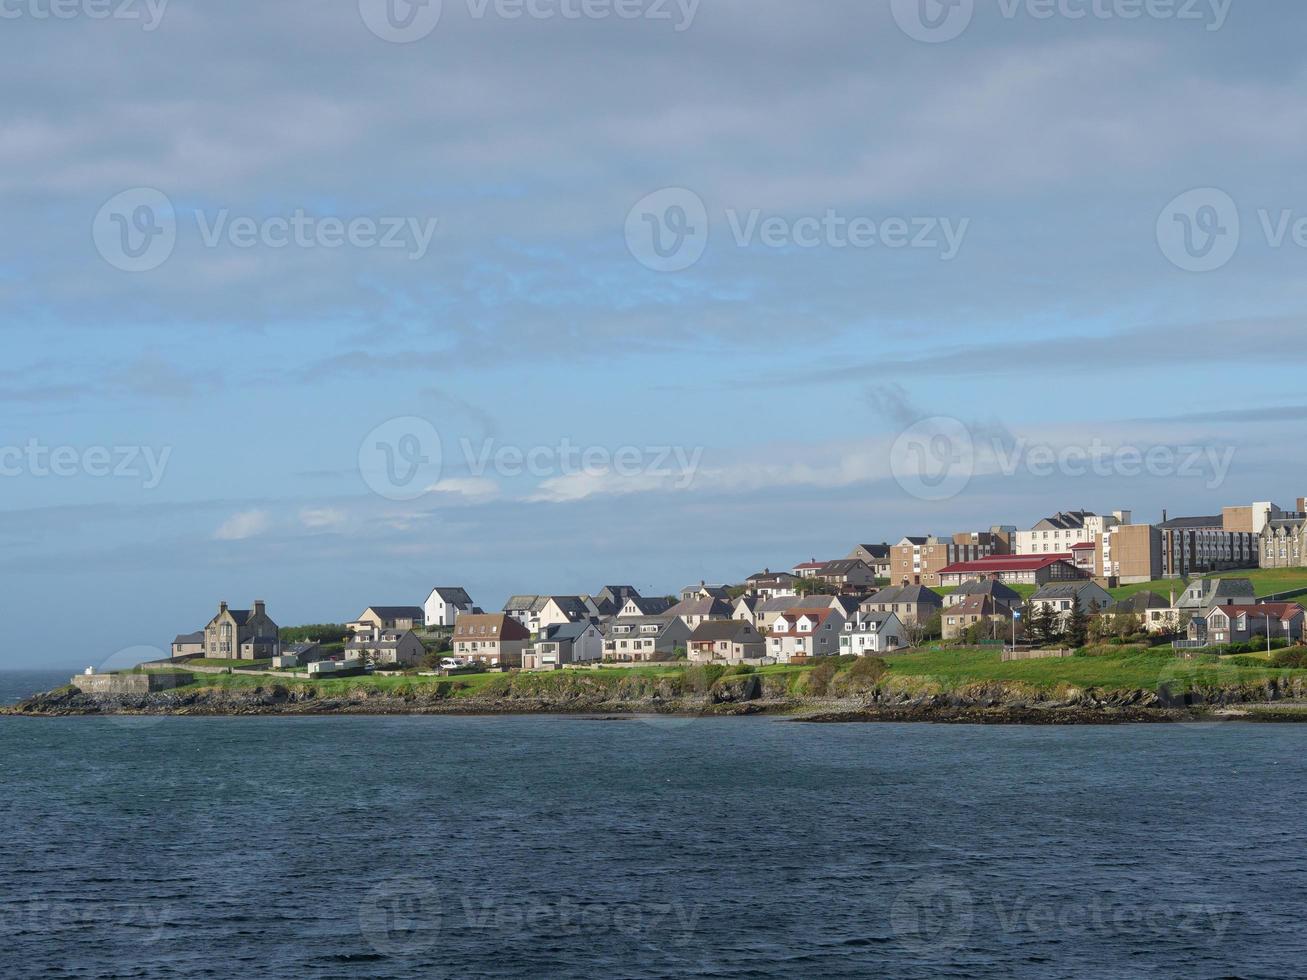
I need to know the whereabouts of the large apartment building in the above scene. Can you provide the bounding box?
[1016,510,1129,555]
[1098,514,1260,583]
[890,529,1012,588]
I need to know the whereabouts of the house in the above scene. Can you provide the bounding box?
[687,621,766,664]
[532,596,594,633]
[944,579,1022,613]
[1190,603,1305,647]
[1070,541,1097,573]
[618,596,675,617]
[847,543,892,579]
[1174,577,1256,615]
[282,641,322,665]
[171,631,204,659]
[745,569,799,599]
[452,613,531,668]
[814,558,878,590]
[768,608,847,662]
[859,585,943,626]
[1029,582,1115,620]
[751,596,808,631]
[346,629,426,668]
[203,600,279,661]
[838,611,904,656]
[942,596,1013,641]
[936,554,1083,588]
[792,560,828,579]
[732,595,759,625]
[666,596,734,630]
[591,586,641,616]
[423,587,475,628]
[350,606,425,634]
[679,582,733,603]
[503,595,542,628]
[1111,591,1178,633]
[523,621,605,670]
[1262,516,1307,569]
[1016,510,1127,555]
[603,616,691,662]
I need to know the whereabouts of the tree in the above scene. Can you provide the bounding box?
[1067,602,1091,648]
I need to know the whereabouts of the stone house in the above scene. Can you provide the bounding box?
[203,600,279,660]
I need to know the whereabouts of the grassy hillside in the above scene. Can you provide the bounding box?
[1106,567,1307,602]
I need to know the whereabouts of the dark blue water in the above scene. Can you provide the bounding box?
[3,672,1306,978]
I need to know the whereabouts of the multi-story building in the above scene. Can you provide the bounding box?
[1263,516,1307,569]
[203,600,279,661]
[1096,524,1163,584]
[1098,516,1258,583]
[936,554,1082,588]
[890,530,1008,588]
[452,613,530,668]
[1016,510,1129,555]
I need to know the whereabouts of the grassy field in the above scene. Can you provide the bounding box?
[1105,567,1307,601]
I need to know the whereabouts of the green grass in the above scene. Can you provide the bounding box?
[1106,567,1307,602]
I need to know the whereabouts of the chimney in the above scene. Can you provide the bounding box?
[254,599,266,617]
[219,600,228,613]
[1298,497,1306,514]
[1162,509,1168,523]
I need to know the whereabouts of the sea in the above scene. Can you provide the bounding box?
[2,669,1306,979]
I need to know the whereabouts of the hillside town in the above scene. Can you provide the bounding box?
[163,498,1307,676]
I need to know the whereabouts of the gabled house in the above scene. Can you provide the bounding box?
[751,596,808,631]
[204,600,279,661]
[666,596,733,630]
[680,582,733,603]
[1029,581,1115,620]
[524,621,605,670]
[1175,578,1256,615]
[745,570,799,599]
[533,596,594,633]
[618,596,675,618]
[847,543,892,579]
[838,611,904,656]
[346,629,426,668]
[452,614,531,668]
[1112,591,1179,633]
[732,595,759,626]
[603,616,690,662]
[503,595,542,628]
[1191,603,1305,647]
[944,579,1022,612]
[423,587,475,628]
[591,586,641,616]
[815,558,878,590]
[350,606,425,634]
[792,560,828,579]
[859,586,943,627]
[687,621,765,664]
[942,596,1013,641]
[768,608,846,662]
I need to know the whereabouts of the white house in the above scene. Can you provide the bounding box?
[839,611,904,656]
[523,621,604,669]
[423,587,475,628]
[767,608,847,663]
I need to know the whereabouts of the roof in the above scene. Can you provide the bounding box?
[688,620,759,642]
[819,559,871,576]
[850,610,897,627]
[227,609,252,626]
[755,596,806,613]
[952,579,1022,602]
[453,613,530,640]
[793,560,827,571]
[1070,542,1096,551]
[1210,603,1304,620]
[623,596,674,615]
[363,606,425,620]
[1115,592,1172,614]
[747,570,797,582]
[667,596,733,618]
[542,596,592,619]
[1031,582,1107,601]
[851,544,891,558]
[865,585,943,606]
[771,608,839,635]
[538,621,598,643]
[428,587,473,605]
[1159,515,1224,530]
[951,595,1005,617]
[898,535,930,546]
[504,595,541,611]
[173,631,204,645]
[1031,511,1096,531]
[938,554,1074,575]
[603,615,678,637]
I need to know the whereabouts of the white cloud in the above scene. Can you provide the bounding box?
[299,506,347,529]
[213,509,271,541]
[425,477,501,501]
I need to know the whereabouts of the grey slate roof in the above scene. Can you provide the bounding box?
[952,579,1022,602]
[867,585,943,606]
[173,631,204,645]
[688,620,759,643]
[364,606,425,620]
[1158,515,1223,530]
[429,587,473,605]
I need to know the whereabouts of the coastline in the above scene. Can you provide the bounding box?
[7,678,1307,725]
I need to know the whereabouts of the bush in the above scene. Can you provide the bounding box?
[846,656,889,685]
[805,659,840,696]
[729,664,756,676]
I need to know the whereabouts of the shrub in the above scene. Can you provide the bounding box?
[846,656,888,685]
[730,664,756,676]
[805,659,840,696]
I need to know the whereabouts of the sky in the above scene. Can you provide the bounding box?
[3,0,1307,668]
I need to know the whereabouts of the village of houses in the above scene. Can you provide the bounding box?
[161,498,1307,678]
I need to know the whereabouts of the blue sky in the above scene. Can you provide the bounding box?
[3,0,1307,667]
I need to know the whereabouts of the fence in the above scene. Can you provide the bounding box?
[1000,648,1074,662]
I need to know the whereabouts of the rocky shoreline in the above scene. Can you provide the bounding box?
[6,678,1307,724]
